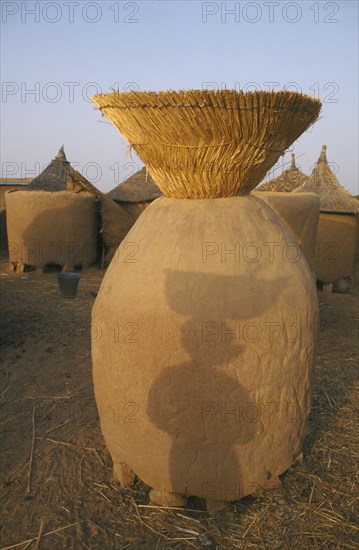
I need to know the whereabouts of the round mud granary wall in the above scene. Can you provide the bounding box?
[294,145,359,288]
[316,212,357,284]
[6,190,98,271]
[252,191,320,274]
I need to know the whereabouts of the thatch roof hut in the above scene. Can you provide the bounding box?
[294,145,358,285]
[257,154,308,192]
[6,147,136,271]
[108,167,162,218]
[295,145,359,214]
[253,155,317,273]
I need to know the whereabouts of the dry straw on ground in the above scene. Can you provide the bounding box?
[91,90,321,199]
[0,269,358,548]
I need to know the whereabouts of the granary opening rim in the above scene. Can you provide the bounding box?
[95,103,318,114]
[93,89,321,115]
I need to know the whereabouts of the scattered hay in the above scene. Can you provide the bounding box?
[0,522,81,550]
[25,406,36,494]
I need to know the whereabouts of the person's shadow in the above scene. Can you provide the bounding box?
[147,267,289,513]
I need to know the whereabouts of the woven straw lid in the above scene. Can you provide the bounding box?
[92,90,321,199]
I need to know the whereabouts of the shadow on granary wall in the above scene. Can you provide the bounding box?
[147,267,291,504]
[6,201,98,272]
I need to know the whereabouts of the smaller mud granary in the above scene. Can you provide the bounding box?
[253,153,319,273]
[108,167,162,218]
[257,153,309,192]
[6,147,136,270]
[295,145,359,284]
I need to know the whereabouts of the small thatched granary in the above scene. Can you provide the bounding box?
[108,167,162,218]
[295,145,359,286]
[257,153,308,192]
[253,156,318,273]
[6,147,135,271]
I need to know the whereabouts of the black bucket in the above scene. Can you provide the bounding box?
[57,273,81,299]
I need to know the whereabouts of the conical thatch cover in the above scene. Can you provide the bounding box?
[295,145,359,214]
[27,146,73,191]
[257,153,309,192]
[91,90,321,199]
[108,167,162,203]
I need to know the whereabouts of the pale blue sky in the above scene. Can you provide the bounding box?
[1,0,358,193]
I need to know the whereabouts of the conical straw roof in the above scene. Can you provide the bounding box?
[27,146,73,191]
[108,167,162,203]
[91,90,321,199]
[257,153,309,192]
[295,145,359,214]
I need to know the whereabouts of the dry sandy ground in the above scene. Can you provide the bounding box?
[0,260,358,549]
